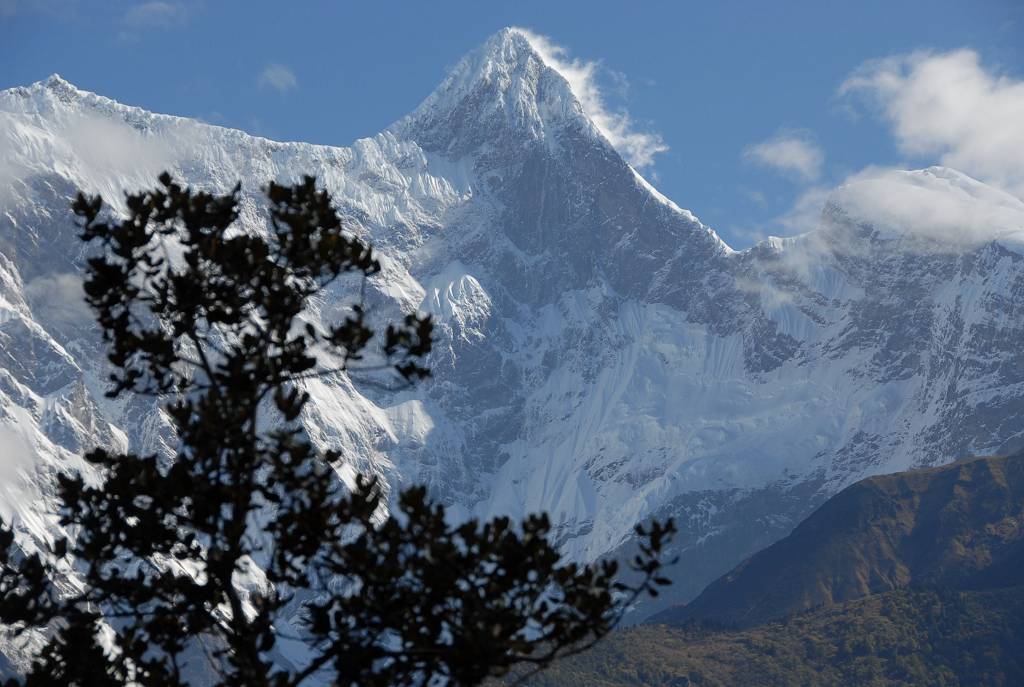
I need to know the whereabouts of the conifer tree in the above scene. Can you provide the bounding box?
[0,175,675,686]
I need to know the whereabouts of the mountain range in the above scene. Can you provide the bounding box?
[2,27,1024,649]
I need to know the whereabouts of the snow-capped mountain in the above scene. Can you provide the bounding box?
[3,27,1024,636]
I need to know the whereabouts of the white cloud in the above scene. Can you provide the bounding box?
[119,1,189,41]
[726,185,831,249]
[739,50,1024,253]
[61,110,176,181]
[744,132,824,182]
[840,49,1024,198]
[511,27,668,170]
[123,1,187,28]
[25,273,90,330]
[760,165,1024,254]
[776,185,832,235]
[0,105,185,213]
[258,63,298,94]
[830,166,1024,248]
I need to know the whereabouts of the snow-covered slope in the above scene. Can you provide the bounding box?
[3,28,1024,635]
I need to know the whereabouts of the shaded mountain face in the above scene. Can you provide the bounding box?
[3,27,1024,630]
[655,453,1024,628]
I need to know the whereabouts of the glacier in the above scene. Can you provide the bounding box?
[3,26,1024,648]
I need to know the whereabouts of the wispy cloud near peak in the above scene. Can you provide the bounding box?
[511,27,668,171]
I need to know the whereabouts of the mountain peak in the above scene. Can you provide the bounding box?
[29,73,92,103]
[2,73,82,106]
[483,26,546,64]
[390,28,592,156]
[3,73,124,122]
[43,73,76,91]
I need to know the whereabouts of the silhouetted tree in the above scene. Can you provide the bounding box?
[0,175,675,686]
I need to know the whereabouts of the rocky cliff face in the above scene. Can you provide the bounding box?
[3,28,1024,635]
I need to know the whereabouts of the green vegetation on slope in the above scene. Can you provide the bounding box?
[530,586,1024,687]
[656,454,1024,628]
[529,455,1024,686]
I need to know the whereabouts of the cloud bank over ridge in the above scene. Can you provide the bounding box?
[746,49,1024,249]
[841,49,1024,200]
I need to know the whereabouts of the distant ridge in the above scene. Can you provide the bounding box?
[653,452,1024,628]
[530,455,1024,685]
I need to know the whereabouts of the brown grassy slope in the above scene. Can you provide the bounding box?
[529,586,1024,687]
[653,453,1024,628]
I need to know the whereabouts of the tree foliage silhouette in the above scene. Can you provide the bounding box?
[0,175,675,686]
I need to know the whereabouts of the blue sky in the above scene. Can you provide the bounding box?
[2,0,1022,248]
